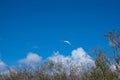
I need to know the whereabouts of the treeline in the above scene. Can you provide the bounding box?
[0,31,120,80]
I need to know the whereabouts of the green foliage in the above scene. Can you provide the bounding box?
[89,48,116,80]
[105,30,120,79]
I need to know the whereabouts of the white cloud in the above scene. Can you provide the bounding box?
[2,68,17,76]
[110,64,117,71]
[0,48,95,76]
[48,48,95,75]
[19,52,41,64]
[0,60,6,71]
[71,48,94,67]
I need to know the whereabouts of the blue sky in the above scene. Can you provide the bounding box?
[0,0,120,67]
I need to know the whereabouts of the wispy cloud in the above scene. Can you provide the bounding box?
[19,52,42,64]
[32,45,40,49]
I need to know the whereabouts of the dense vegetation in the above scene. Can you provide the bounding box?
[0,31,120,80]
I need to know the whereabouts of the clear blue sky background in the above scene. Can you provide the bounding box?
[0,0,120,66]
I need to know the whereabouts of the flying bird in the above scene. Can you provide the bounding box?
[63,40,72,45]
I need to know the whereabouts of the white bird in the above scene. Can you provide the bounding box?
[63,40,71,45]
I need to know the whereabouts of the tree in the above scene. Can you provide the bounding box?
[104,30,120,79]
[90,48,115,80]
